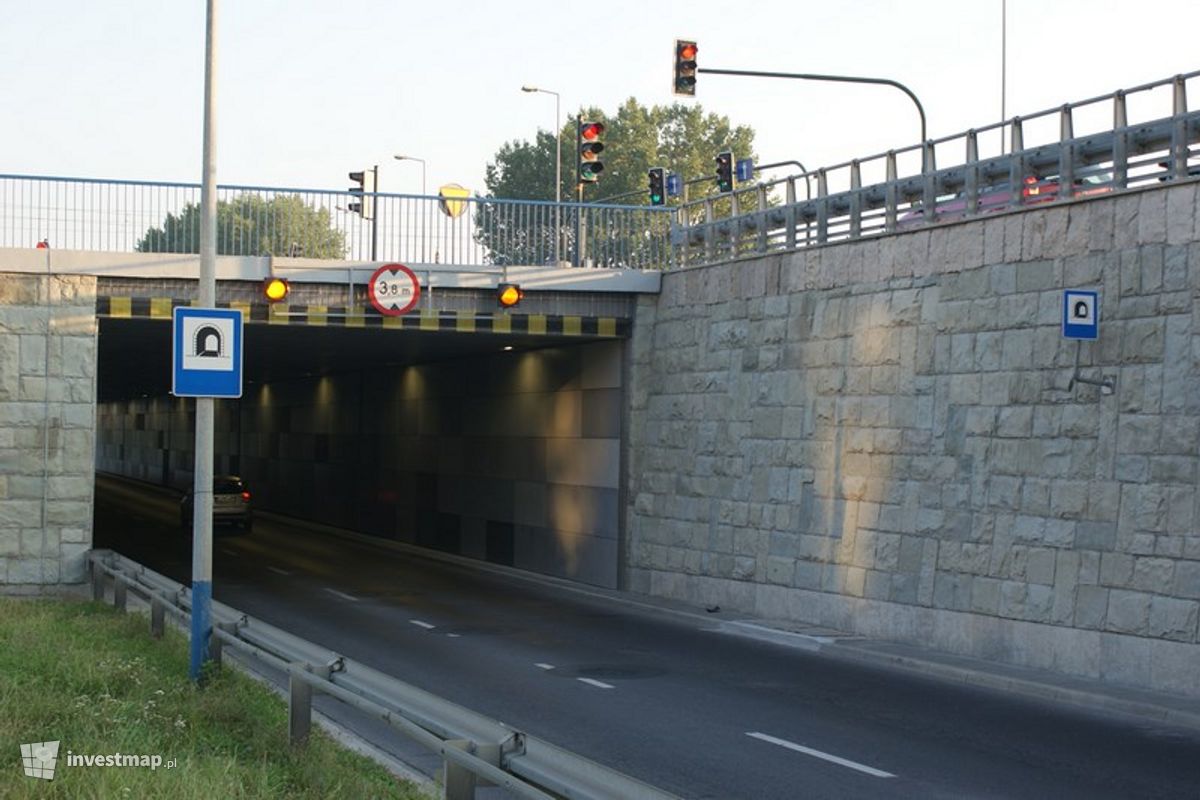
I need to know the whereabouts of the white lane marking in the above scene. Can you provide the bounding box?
[267,566,291,576]
[746,732,895,778]
[323,587,358,602]
[446,633,461,638]
[220,549,238,557]
[410,620,436,630]
[535,663,556,671]
[576,677,614,690]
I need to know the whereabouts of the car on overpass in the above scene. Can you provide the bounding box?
[900,171,1113,226]
[180,475,254,533]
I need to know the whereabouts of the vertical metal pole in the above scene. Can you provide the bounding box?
[289,673,312,745]
[190,0,218,684]
[554,93,561,266]
[443,740,477,800]
[1112,91,1128,189]
[1001,0,1008,154]
[574,114,582,267]
[151,596,165,639]
[370,165,379,262]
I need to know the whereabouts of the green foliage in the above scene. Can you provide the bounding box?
[477,98,758,267]
[0,598,427,799]
[137,194,346,260]
[485,97,757,205]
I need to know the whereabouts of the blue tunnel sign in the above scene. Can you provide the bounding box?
[1062,290,1099,340]
[172,307,244,397]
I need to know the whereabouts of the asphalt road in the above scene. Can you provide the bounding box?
[93,475,1200,800]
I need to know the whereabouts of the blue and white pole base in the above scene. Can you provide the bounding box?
[189,580,213,682]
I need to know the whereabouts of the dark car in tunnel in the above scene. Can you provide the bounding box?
[180,475,254,533]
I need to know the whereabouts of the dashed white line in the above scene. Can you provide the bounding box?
[535,663,556,671]
[323,587,358,602]
[746,732,895,778]
[409,620,436,630]
[220,549,238,557]
[266,566,291,576]
[446,633,461,638]
[576,677,614,690]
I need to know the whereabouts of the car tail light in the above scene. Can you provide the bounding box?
[1022,176,1040,198]
[241,491,251,502]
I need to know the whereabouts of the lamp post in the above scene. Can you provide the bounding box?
[393,154,426,195]
[521,85,561,265]
[394,155,427,263]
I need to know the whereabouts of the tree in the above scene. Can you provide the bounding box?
[137,193,346,259]
[477,98,758,267]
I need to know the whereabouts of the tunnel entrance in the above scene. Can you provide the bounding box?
[94,291,630,589]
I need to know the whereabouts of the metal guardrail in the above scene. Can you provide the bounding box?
[87,549,681,800]
[672,70,1200,267]
[0,176,671,271]
[5,71,1198,274]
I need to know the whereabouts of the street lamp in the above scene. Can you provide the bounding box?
[393,154,426,195]
[521,84,561,265]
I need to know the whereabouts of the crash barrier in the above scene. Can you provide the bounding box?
[87,549,680,800]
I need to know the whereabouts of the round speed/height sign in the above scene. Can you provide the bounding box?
[368,263,421,316]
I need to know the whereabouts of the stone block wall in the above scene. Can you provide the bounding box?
[0,272,97,588]
[627,183,1200,696]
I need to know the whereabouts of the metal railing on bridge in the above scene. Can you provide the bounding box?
[0,175,672,271]
[673,70,1200,267]
[4,71,1198,274]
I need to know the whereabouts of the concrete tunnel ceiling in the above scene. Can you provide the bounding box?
[97,318,611,402]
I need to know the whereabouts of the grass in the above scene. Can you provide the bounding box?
[0,596,430,799]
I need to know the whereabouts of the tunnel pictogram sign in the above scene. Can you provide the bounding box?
[1062,290,1099,340]
[173,307,244,397]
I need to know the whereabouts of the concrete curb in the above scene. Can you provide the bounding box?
[821,640,1200,732]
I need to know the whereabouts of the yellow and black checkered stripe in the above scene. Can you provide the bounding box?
[96,297,628,338]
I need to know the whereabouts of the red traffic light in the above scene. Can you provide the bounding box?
[674,39,698,96]
[580,122,604,141]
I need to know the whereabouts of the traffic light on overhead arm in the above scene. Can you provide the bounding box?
[715,151,734,193]
[578,121,605,184]
[647,167,666,206]
[674,40,697,96]
[348,167,376,219]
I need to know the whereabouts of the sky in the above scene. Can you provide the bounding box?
[2,0,1196,199]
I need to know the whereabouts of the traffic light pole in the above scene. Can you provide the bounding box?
[371,165,379,262]
[574,114,583,267]
[190,0,218,684]
[697,67,927,152]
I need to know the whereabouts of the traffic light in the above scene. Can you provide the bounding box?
[715,151,734,193]
[262,277,290,303]
[673,40,697,96]
[497,282,523,309]
[578,121,605,184]
[648,167,666,206]
[348,167,376,219]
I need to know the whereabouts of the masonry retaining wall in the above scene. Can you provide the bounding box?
[627,182,1200,696]
[0,272,96,588]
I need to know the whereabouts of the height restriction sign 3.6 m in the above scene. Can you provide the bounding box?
[368,263,421,316]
